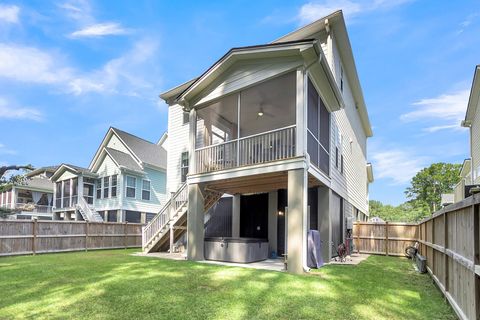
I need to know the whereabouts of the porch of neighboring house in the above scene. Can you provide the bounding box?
[0,183,54,220]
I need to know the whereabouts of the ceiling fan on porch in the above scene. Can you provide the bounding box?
[256,102,275,119]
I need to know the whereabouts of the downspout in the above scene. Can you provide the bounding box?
[462,120,473,183]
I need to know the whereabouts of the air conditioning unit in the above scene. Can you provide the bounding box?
[415,253,427,273]
[465,184,480,198]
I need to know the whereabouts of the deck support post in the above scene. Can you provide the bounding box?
[232,194,240,238]
[287,168,308,274]
[318,186,332,262]
[187,183,205,261]
[268,191,278,256]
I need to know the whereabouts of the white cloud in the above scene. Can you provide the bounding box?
[297,0,412,25]
[70,22,130,38]
[372,149,427,185]
[68,39,159,95]
[0,97,43,121]
[0,4,20,24]
[0,43,73,84]
[58,0,94,24]
[400,89,469,132]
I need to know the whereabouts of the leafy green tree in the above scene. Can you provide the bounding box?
[368,200,429,222]
[405,163,462,213]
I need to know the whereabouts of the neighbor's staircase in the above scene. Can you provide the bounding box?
[142,183,223,253]
[76,197,104,222]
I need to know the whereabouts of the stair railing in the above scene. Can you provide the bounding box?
[142,183,187,250]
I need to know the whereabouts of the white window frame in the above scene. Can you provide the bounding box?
[111,175,118,198]
[125,175,136,198]
[103,176,110,199]
[142,179,151,201]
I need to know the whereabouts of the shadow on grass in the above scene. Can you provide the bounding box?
[0,250,456,320]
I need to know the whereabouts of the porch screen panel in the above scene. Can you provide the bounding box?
[239,71,296,138]
[63,180,71,208]
[307,78,330,175]
[196,94,238,171]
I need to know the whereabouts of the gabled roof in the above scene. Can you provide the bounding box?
[464,65,480,123]
[159,10,372,137]
[111,128,167,169]
[25,165,59,178]
[162,39,344,112]
[51,163,96,181]
[274,10,371,137]
[105,147,143,173]
[89,127,167,172]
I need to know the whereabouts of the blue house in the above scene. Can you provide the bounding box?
[51,127,167,223]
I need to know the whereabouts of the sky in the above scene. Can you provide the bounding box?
[0,0,478,205]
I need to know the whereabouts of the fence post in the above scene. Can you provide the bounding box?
[32,218,37,255]
[443,211,449,296]
[85,221,89,252]
[124,221,128,249]
[385,221,389,256]
[431,217,435,272]
[473,203,479,319]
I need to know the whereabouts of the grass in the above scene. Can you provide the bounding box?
[0,249,455,320]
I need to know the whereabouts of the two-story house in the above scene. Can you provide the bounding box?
[51,127,168,223]
[457,65,480,201]
[143,10,373,274]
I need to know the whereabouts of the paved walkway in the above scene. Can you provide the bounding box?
[133,252,369,271]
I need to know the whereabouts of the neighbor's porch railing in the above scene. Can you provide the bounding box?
[195,125,296,174]
[14,203,53,214]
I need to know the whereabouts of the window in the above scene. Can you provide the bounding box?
[181,152,189,182]
[183,112,189,125]
[63,179,70,207]
[341,155,344,174]
[103,176,109,198]
[142,180,151,200]
[96,179,102,199]
[335,147,339,168]
[111,175,117,198]
[126,176,136,198]
[340,65,344,93]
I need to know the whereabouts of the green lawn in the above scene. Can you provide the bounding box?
[0,249,454,320]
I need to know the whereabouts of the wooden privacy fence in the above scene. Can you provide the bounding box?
[0,220,142,256]
[417,194,480,320]
[353,221,418,256]
[353,194,480,320]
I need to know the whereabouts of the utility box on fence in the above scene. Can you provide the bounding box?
[415,253,427,273]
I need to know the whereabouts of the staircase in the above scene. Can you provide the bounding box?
[76,197,103,222]
[142,183,223,254]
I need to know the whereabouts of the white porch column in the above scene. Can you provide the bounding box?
[169,222,175,253]
[295,68,307,157]
[10,187,16,209]
[187,183,205,261]
[188,108,197,176]
[318,186,332,262]
[78,175,84,203]
[287,168,308,274]
[61,181,64,209]
[268,191,278,255]
[232,194,241,238]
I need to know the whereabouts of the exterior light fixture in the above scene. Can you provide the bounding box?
[257,110,264,117]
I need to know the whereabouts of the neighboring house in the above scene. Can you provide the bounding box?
[456,65,480,202]
[0,166,58,220]
[51,127,168,223]
[144,10,373,274]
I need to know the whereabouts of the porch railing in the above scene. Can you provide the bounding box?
[195,125,296,174]
[14,203,53,214]
[142,183,188,250]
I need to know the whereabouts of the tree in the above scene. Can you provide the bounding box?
[405,162,462,214]
[368,200,429,222]
[0,164,34,179]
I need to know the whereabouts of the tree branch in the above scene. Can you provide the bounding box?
[0,165,34,178]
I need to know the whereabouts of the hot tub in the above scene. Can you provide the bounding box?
[204,237,269,263]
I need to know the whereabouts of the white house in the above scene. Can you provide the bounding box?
[456,65,480,201]
[51,127,168,223]
[144,10,373,274]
